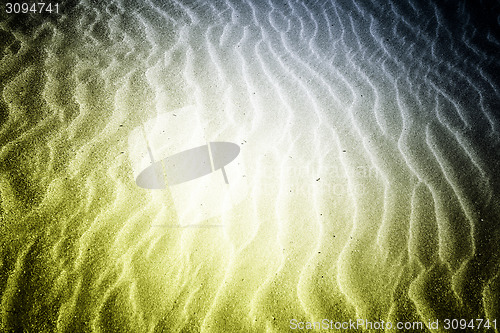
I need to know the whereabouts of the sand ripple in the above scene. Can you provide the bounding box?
[1,0,499,331]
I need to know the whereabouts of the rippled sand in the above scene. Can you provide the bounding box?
[1,0,499,332]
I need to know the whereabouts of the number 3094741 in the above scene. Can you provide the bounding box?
[5,3,60,14]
